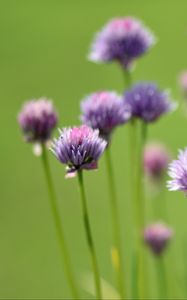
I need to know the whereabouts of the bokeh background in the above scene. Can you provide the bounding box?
[1,0,187,298]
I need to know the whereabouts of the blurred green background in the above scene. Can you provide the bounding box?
[1,0,187,298]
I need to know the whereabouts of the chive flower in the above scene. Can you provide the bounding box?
[123,83,176,123]
[144,223,173,255]
[167,148,187,194]
[144,143,170,180]
[179,71,187,98]
[18,98,58,143]
[88,17,156,69]
[51,125,107,177]
[80,91,131,141]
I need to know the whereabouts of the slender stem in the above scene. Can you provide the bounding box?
[129,119,137,225]
[123,68,132,89]
[136,121,147,229]
[77,170,102,299]
[155,256,167,299]
[141,121,148,147]
[135,121,148,299]
[129,120,142,300]
[123,68,137,299]
[154,177,168,221]
[105,146,126,299]
[41,145,79,299]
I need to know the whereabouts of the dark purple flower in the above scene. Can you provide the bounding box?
[88,17,156,69]
[167,148,187,194]
[124,83,176,123]
[144,223,173,256]
[51,125,107,177]
[18,98,58,143]
[144,143,170,180]
[80,91,131,141]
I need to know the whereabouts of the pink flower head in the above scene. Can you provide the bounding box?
[144,143,170,180]
[144,222,173,255]
[18,98,58,143]
[179,71,187,97]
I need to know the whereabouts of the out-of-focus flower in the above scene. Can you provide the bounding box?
[18,98,58,143]
[167,148,187,194]
[144,222,173,255]
[123,82,176,123]
[88,17,156,69]
[80,91,131,141]
[144,143,170,180]
[51,125,107,177]
[179,71,187,97]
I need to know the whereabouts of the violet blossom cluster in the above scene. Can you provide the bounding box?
[80,91,131,141]
[89,17,156,69]
[167,148,187,194]
[51,125,107,177]
[18,98,58,143]
[123,83,176,123]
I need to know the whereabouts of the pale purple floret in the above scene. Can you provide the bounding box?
[51,125,107,177]
[144,143,170,180]
[18,98,58,143]
[167,148,187,194]
[144,223,173,256]
[124,83,176,123]
[179,71,187,98]
[89,17,156,69]
[81,91,131,141]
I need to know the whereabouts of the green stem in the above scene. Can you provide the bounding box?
[136,121,147,229]
[129,120,140,300]
[77,170,102,299]
[123,69,132,89]
[154,177,168,221]
[129,119,137,224]
[155,256,167,299]
[41,145,79,299]
[135,121,148,299]
[105,146,126,299]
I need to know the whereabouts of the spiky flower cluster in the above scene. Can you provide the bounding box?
[167,148,187,194]
[18,98,58,143]
[144,223,173,255]
[124,83,175,123]
[81,91,131,141]
[89,17,155,69]
[51,125,107,177]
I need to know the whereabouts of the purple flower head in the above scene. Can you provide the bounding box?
[80,91,131,141]
[179,71,187,98]
[18,98,58,143]
[144,223,173,256]
[124,83,176,123]
[167,148,187,194]
[144,143,170,180]
[51,125,107,177]
[88,17,156,69]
